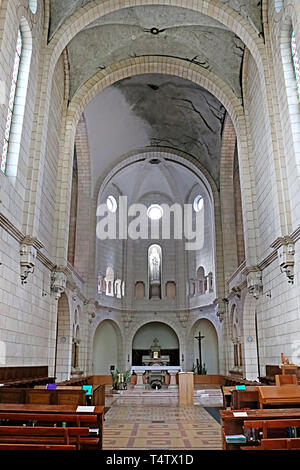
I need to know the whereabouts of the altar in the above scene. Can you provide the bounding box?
[132,338,181,389]
[131,366,182,389]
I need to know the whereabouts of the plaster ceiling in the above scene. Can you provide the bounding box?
[67,6,245,99]
[84,74,226,192]
[49,0,262,39]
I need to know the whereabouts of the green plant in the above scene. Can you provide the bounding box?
[111,369,132,390]
[111,369,120,390]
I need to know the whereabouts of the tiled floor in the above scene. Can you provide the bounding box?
[103,387,223,450]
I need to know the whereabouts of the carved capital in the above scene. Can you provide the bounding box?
[177,311,189,327]
[242,266,263,299]
[123,313,134,329]
[214,298,226,322]
[84,299,96,323]
[19,237,42,284]
[51,269,67,300]
[271,237,295,284]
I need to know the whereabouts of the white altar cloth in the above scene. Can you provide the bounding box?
[131,366,182,373]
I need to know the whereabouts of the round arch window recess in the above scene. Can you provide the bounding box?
[28,0,38,13]
[106,195,118,213]
[274,1,283,13]
[193,195,204,212]
[147,204,163,220]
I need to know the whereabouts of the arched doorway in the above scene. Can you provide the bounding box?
[92,320,122,375]
[132,322,179,366]
[191,319,219,374]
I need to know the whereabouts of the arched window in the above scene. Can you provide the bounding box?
[1,21,32,176]
[28,0,38,14]
[291,30,300,100]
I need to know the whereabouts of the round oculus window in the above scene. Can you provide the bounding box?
[147,204,163,220]
[106,195,117,213]
[193,195,204,212]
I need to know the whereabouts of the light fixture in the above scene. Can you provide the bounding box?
[193,195,204,212]
[106,195,117,213]
[147,204,163,220]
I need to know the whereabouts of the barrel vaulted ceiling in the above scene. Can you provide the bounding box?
[48,1,261,186]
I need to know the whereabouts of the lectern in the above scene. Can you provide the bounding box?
[178,372,194,405]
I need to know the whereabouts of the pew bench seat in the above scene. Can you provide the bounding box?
[0,426,98,450]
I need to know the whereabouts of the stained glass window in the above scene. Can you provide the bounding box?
[291,30,300,101]
[1,29,23,174]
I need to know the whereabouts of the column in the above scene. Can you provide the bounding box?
[168,371,178,389]
[135,371,145,389]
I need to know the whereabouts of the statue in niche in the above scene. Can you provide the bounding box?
[150,248,160,283]
[148,245,162,298]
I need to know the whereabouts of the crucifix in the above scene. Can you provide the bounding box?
[195,331,205,374]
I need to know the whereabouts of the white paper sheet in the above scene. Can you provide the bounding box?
[76,406,95,412]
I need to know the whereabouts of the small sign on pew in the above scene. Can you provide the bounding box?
[76,406,95,413]
[233,411,248,417]
[236,385,246,390]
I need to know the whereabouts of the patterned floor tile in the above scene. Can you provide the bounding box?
[103,392,222,450]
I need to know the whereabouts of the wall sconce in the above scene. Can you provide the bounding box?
[182,354,184,362]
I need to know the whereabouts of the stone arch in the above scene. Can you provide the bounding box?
[48,0,264,73]
[275,5,300,229]
[189,318,219,374]
[93,148,224,306]
[127,317,184,366]
[132,321,180,366]
[92,319,123,375]
[25,0,268,250]
[220,114,245,280]
[54,57,257,290]
[55,292,72,382]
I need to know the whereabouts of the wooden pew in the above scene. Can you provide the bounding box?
[0,366,54,388]
[57,376,92,387]
[259,438,300,450]
[259,365,300,385]
[221,385,260,409]
[0,388,87,406]
[231,389,259,410]
[220,408,300,450]
[244,418,300,439]
[0,443,76,450]
[275,374,297,386]
[0,426,90,450]
[43,383,106,407]
[0,404,104,450]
